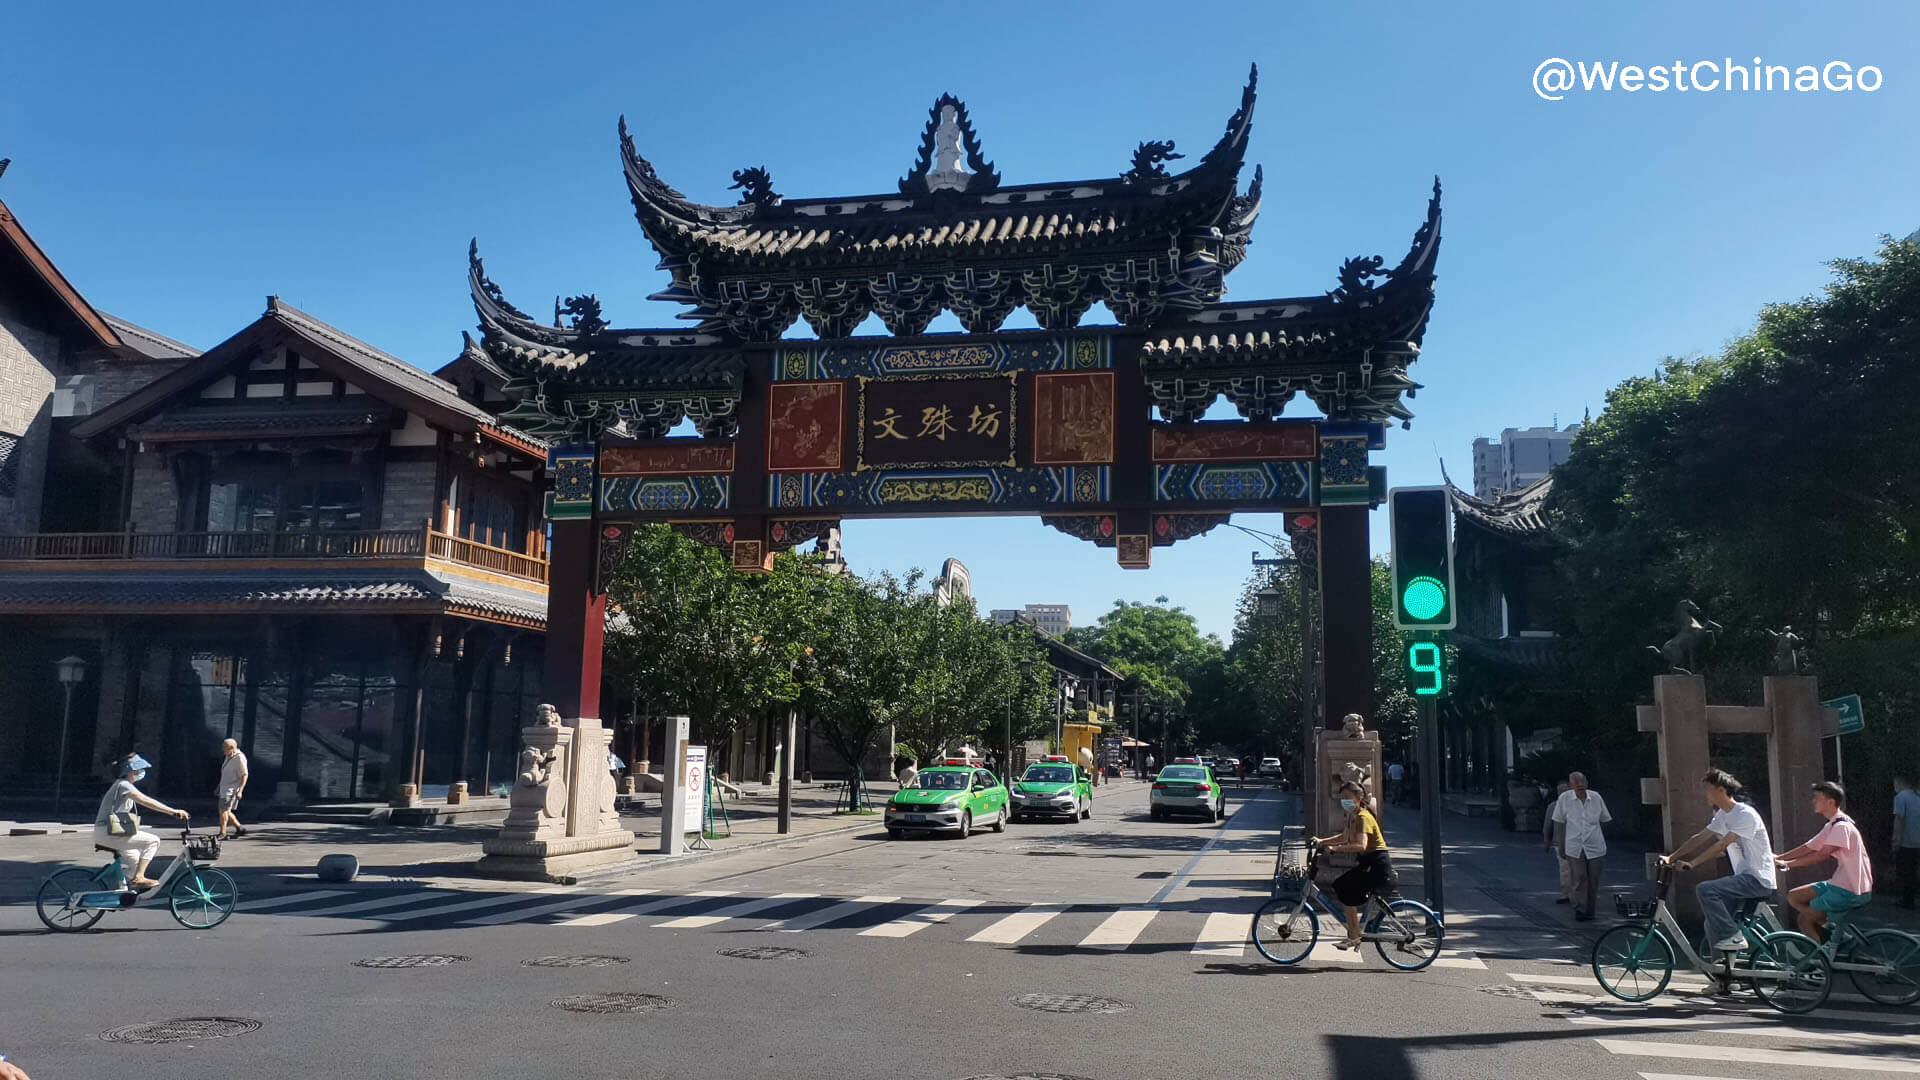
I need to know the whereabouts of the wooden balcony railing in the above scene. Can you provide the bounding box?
[0,525,548,585]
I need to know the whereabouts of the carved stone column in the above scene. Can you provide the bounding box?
[477,703,635,882]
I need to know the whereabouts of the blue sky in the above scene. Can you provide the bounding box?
[5,1,1913,640]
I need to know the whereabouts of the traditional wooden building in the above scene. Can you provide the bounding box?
[0,220,553,808]
[1440,477,1574,817]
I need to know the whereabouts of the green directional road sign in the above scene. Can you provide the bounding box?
[1822,694,1865,736]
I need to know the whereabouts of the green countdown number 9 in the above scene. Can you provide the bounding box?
[1408,641,1443,697]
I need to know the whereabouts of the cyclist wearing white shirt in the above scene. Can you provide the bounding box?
[1664,768,1776,954]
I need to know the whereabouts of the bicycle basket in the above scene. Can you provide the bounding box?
[185,835,222,862]
[1614,894,1657,919]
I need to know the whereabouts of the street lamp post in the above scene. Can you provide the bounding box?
[53,655,87,822]
[1010,657,1034,776]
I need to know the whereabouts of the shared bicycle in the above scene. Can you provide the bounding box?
[1752,903,1920,1006]
[1251,838,1445,969]
[35,827,238,932]
[1591,862,1832,1013]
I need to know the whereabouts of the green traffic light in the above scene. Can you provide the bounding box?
[1401,576,1447,621]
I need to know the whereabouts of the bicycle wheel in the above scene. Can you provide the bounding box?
[35,868,107,933]
[1750,930,1832,1014]
[169,866,238,929]
[1368,899,1444,971]
[1848,928,1920,1007]
[1251,898,1318,964]
[1591,923,1674,1002]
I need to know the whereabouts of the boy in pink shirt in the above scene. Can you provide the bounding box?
[1776,780,1873,940]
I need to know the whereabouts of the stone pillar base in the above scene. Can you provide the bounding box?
[269,780,305,809]
[475,830,639,884]
[619,776,637,794]
[390,783,422,809]
[1315,730,1383,839]
[447,781,469,805]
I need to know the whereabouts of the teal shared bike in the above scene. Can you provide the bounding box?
[35,827,238,932]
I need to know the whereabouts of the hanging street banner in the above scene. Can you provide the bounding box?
[1822,694,1865,736]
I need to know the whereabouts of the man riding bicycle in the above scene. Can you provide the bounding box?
[1662,768,1776,954]
[1775,780,1872,941]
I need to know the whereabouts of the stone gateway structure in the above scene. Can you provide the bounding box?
[462,67,1443,760]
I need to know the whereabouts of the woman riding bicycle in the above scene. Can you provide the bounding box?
[1312,780,1394,950]
[94,753,187,889]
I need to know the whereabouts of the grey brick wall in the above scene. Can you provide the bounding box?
[0,301,60,535]
[126,452,178,532]
[380,459,437,531]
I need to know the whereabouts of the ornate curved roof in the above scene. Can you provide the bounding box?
[619,65,1260,273]
[1447,475,1554,539]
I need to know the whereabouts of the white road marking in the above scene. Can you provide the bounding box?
[967,904,1066,944]
[313,891,455,918]
[1635,1074,1755,1080]
[237,890,350,912]
[461,887,684,927]
[1192,912,1248,956]
[1076,909,1156,950]
[860,898,983,938]
[1597,1038,1920,1073]
[1314,945,1364,963]
[653,893,818,929]
[559,891,738,927]
[764,895,900,933]
[382,887,572,923]
[1426,955,1489,969]
[1513,971,1708,991]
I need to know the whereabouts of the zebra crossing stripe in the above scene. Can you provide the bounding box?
[860,899,983,938]
[1511,971,1708,991]
[238,890,350,912]
[1191,912,1247,956]
[556,890,728,927]
[382,888,572,924]
[1596,1038,1920,1073]
[1077,909,1156,950]
[653,893,819,929]
[461,887,685,928]
[765,896,900,933]
[1634,1072,1752,1080]
[1424,956,1488,969]
[968,904,1066,944]
[316,891,454,918]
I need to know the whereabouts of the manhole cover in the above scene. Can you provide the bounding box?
[353,954,470,968]
[1009,993,1133,1015]
[1475,984,1533,998]
[551,992,676,1014]
[718,945,809,960]
[522,955,632,968]
[101,1018,262,1044]
[958,1074,1098,1080]
[1136,871,1172,879]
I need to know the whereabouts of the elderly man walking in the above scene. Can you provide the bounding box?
[216,738,249,839]
[1551,771,1612,920]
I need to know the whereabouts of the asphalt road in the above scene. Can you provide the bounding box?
[4,780,1915,1080]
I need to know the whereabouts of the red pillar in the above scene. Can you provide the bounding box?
[1319,505,1374,729]
[543,518,605,720]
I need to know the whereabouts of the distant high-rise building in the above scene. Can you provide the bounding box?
[991,603,1071,636]
[1470,424,1580,498]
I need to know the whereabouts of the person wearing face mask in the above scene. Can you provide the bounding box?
[93,753,188,889]
[1312,780,1393,950]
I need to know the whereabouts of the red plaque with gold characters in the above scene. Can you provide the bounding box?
[600,443,736,476]
[1151,421,1317,463]
[1031,371,1115,465]
[768,381,847,473]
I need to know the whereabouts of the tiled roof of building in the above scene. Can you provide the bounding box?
[1447,475,1554,539]
[129,400,391,438]
[0,568,546,626]
[98,312,201,360]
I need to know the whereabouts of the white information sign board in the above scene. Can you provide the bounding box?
[684,745,708,831]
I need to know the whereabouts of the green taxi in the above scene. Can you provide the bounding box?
[885,764,1009,839]
[1150,761,1226,822]
[1008,755,1093,823]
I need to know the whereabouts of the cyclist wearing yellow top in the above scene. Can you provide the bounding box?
[1312,780,1393,949]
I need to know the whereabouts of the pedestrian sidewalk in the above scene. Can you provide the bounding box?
[0,781,905,903]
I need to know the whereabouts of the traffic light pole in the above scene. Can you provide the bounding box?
[1417,640,1444,917]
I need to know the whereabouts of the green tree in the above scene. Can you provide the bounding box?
[1063,597,1225,710]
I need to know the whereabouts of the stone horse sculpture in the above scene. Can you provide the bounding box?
[1648,599,1723,675]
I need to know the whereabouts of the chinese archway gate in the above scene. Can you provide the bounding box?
[464,65,1441,735]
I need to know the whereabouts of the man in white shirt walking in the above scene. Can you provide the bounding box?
[216,738,249,839]
[1551,771,1612,920]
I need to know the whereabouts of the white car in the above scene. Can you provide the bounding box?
[1258,757,1283,778]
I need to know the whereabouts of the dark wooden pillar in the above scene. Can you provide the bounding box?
[1319,505,1374,729]
[544,517,605,720]
[272,621,310,805]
